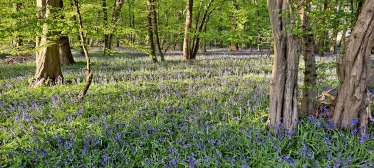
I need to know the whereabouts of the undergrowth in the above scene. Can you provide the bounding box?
[0,52,373,167]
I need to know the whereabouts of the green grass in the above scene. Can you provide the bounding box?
[0,52,373,167]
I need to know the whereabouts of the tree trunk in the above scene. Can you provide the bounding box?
[202,21,207,52]
[59,36,75,65]
[333,0,374,134]
[151,0,164,61]
[267,0,300,132]
[74,0,93,102]
[298,0,316,116]
[317,33,326,56]
[147,0,158,63]
[31,0,63,87]
[13,3,23,49]
[183,0,193,60]
[190,0,215,60]
[329,31,338,54]
[316,0,331,56]
[255,0,261,52]
[109,0,124,50]
[58,0,75,65]
[102,0,110,55]
[229,0,239,51]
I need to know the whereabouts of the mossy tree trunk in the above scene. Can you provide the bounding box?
[31,0,63,87]
[267,0,300,132]
[333,0,374,134]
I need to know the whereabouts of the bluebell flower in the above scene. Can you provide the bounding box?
[324,137,331,144]
[40,149,47,156]
[350,118,359,126]
[145,158,152,164]
[209,139,215,146]
[101,153,109,166]
[308,115,316,123]
[204,156,210,163]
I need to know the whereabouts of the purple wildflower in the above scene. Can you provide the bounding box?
[40,149,47,156]
[350,118,359,126]
[101,153,109,166]
[324,137,331,144]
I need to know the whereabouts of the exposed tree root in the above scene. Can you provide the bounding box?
[28,76,63,88]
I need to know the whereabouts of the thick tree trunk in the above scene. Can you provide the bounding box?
[299,0,316,116]
[58,0,74,65]
[333,0,374,134]
[59,36,75,65]
[31,0,63,87]
[183,0,193,60]
[267,0,300,132]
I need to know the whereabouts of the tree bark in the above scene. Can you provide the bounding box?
[191,0,215,59]
[299,0,316,116]
[255,0,261,52]
[127,0,136,43]
[147,0,158,63]
[110,0,124,48]
[102,0,110,55]
[333,0,374,134]
[151,0,164,61]
[229,0,239,51]
[13,3,23,48]
[183,0,193,60]
[267,0,300,132]
[30,0,63,87]
[59,0,75,66]
[74,0,93,102]
[315,0,331,56]
[59,36,75,65]
[102,0,124,56]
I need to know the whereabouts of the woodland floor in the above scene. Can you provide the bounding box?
[1,47,372,167]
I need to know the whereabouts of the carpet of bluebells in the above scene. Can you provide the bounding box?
[1,50,374,167]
